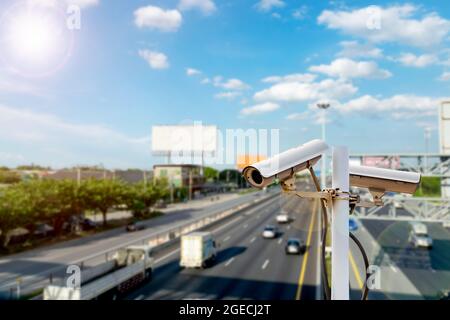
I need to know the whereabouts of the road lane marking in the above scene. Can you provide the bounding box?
[225,257,234,267]
[155,248,180,264]
[211,216,242,234]
[250,237,256,243]
[135,295,144,300]
[349,251,364,290]
[262,259,269,270]
[223,236,231,242]
[243,224,248,229]
[295,200,317,300]
[277,238,283,244]
[390,265,398,273]
[287,225,291,230]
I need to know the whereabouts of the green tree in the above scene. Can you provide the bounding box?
[0,169,21,184]
[79,179,125,226]
[0,186,33,247]
[203,167,219,182]
[123,181,169,218]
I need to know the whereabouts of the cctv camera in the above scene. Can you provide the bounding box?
[242,139,329,188]
[349,165,421,194]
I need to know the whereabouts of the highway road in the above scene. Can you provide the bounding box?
[360,217,450,299]
[347,207,450,300]
[0,190,275,297]
[126,193,323,300]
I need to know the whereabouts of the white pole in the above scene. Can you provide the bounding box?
[321,109,326,189]
[331,146,350,300]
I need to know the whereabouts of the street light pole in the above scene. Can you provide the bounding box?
[424,127,431,175]
[317,103,330,189]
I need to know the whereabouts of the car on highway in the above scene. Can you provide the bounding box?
[285,238,306,255]
[81,218,97,231]
[262,225,278,239]
[33,223,54,238]
[442,220,450,229]
[408,222,433,249]
[349,217,358,232]
[276,212,291,224]
[126,221,145,232]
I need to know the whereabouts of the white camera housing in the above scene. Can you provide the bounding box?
[242,139,329,188]
[349,165,421,194]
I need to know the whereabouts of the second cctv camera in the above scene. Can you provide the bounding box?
[349,165,421,194]
[242,139,329,188]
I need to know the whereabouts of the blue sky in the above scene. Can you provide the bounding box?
[1,0,450,169]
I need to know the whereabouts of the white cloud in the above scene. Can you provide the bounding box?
[262,73,317,83]
[397,53,438,68]
[255,0,285,12]
[0,78,45,98]
[318,5,450,47]
[286,112,309,120]
[0,104,150,168]
[134,6,182,32]
[254,78,358,102]
[439,72,450,81]
[66,0,99,8]
[201,78,211,84]
[241,102,280,115]
[214,91,242,100]
[138,50,169,69]
[178,0,216,15]
[335,94,442,118]
[186,68,201,76]
[214,77,250,90]
[337,41,383,59]
[29,0,99,9]
[292,6,308,20]
[309,58,392,79]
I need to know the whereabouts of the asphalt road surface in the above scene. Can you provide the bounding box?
[126,193,322,300]
[0,190,275,297]
[358,217,450,300]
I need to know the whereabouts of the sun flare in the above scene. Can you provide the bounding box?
[0,2,73,77]
[8,12,58,62]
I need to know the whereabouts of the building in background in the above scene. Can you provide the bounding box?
[153,164,204,189]
[43,169,152,184]
[236,154,267,171]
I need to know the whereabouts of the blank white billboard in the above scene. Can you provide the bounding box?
[152,125,217,154]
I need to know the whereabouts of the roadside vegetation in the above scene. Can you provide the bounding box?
[0,178,171,254]
[414,176,441,197]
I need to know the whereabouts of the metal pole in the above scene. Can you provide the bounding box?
[321,109,326,189]
[317,103,330,189]
[331,146,349,300]
[77,167,81,187]
[425,127,430,175]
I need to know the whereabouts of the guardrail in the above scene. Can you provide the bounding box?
[1,190,279,300]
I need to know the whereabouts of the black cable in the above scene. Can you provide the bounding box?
[307,166,331,300]
[320,200,331,300]
[349,232,370,300]
[307,166,369,300]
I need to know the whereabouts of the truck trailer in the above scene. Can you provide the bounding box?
[44,245,153,300]
[180,232,217,268]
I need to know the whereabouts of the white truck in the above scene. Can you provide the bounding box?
[180,232,217,268]
[43,245,153,300]
[408,222,433,249]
